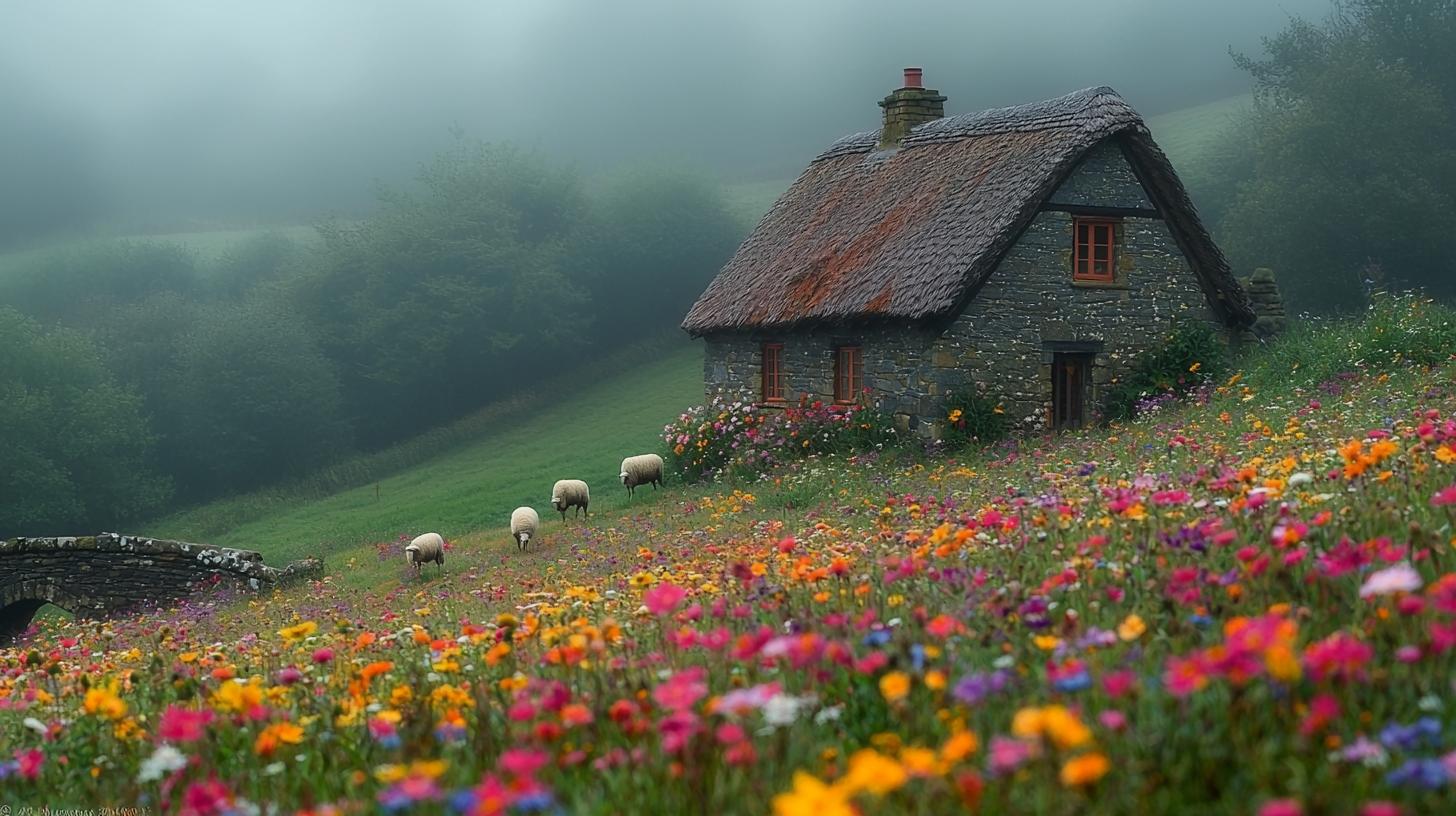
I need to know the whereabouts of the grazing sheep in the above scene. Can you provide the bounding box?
[510,506,540,552]
[551,479,590,521]
[405,532,445,574]
[619,453,664,497]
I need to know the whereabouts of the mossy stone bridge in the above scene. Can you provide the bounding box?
[0,534,322,642]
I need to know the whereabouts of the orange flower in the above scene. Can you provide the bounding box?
[1060,752,1111,786]
[254,721,305,756]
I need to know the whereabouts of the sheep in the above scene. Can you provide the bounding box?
[510,506,540,552]
[619,453,664,498]
[405,532,445,574]
[551,479,590,521]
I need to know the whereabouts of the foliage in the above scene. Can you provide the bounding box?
[937,386,1009,451]
[572,166,743,347]
[664,392,899,483]
[1220,0,1456,312]
[0,308,170,535]
[0,241,200,323]
[9,315,1456,813]
[1104,322,1226,421]
[288,140,593,446]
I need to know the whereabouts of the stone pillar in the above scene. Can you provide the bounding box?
[1240,268,1287,338]
[878,68,946,149]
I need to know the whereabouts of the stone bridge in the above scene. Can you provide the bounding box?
[0,534,323,642]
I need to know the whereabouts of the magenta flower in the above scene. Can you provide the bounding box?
[499,747,550,779]
[1430,485,1456,506]
[644,582,688,616]
[1257,800,1303,816]
[311,647,334,664]
[652,667,708,712]
[158,705,214,743]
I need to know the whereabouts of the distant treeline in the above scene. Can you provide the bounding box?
[1182,0,1456,313]
[0,143,743,534]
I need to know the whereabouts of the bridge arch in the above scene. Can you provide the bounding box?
[0,534,322,644]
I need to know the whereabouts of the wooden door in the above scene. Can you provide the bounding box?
[1052,353,1092,430]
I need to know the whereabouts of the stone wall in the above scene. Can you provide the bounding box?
[0,534,323,640]
[1045,139,1153,210]
[700,137,1227,437]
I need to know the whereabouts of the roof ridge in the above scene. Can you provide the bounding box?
[812,86,1136,162]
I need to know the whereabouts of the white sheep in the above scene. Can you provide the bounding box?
[405,532,445,574]
[551,479,590,521]
[510,506,540,552]
[619,453,664,498]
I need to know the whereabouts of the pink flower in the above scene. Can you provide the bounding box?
[658,709,701,754]
[715,722,747,745]
[644,582,688,616]
[158,705,214,743]
[311,647,334,664]
[1098,710,1128,732]
[14,748,43,780]
[1102,669,1137,699]
[988,736,1035,776]
[1430,485,1456,506]
[1359,563,1423,598]
[276,666,303,685]
[1299,694,1339,737]
[1258,799,1303,816]
[499,748,550,779]
[182,778,235,816]
[652,667,708,712]
[1303,632,1374,682]
[1359,802,1402,816]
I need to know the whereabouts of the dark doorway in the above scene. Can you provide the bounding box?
[0,598,50,644]
[1052,353,1093,430]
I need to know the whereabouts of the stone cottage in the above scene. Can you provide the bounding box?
[681,70,1259,437]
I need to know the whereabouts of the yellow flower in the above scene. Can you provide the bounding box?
[878,671,911,703]
[1011,707,1044,740]
[1188,362,1201,373]
[1117,614,1147,641]
[948,408,964,423]
[772,771,855,816]
[211,679,264,714]
[898,746,941,777]
[1060,752,1111,786]
[841,749,907,795]
[1041,706,1092,750]
[83,682,127,720]
[1034,635,1062,651]
[277,621,318,643]
[254,721,305,756]
[940,730,979,764]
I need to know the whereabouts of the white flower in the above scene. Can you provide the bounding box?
[1289,471,1314,487]
[814,705,843,725]
[1418,695,1443,713]
[993,655,1015,670]
[22,717,47,735]
[763,694,807,727]
[137,744,188,783]
[1358,563,1423,598]
[264,761,286,776]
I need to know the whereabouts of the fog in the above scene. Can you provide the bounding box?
[1,0,1333,239]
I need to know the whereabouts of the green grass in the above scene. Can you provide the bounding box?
[144,342,703,586]
[1145,93,1250,167]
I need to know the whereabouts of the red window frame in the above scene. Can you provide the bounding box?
[1073,217,1118,282]
[761,343,785,402]
[834,345,862,404]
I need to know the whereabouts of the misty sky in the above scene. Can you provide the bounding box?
[1,0,1334,232]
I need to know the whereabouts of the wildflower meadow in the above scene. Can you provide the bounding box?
[4,297,1456,814]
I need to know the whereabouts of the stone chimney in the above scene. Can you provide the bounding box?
[878,67,946,148]
[1240,268,1287,338]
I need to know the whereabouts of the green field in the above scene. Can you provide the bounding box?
[145,342,702,585]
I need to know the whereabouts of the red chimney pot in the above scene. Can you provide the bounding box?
[903,67,923,89]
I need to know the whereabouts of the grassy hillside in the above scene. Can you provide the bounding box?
[1144,93,1250,166]
[145,342,702,585]
[8,299,1456,813]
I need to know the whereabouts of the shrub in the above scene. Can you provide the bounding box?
[938,386,1009,450]
[1104,323,1227,421]
[664,392,899,482]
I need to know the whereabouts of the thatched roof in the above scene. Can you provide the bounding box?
[682,87,1254,335]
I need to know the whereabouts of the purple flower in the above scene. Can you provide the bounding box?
[1385,758,1449,789]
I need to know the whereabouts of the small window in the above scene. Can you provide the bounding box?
[761,343,785,402]
[834,345,862,404]
[1073,218,1118,282]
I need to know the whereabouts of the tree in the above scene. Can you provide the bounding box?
[576,167,743,345]
[0,308,171,535]
[1221,0,1456,312]
[291,139,593,445]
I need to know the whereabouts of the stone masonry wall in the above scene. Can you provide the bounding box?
[1045,139,1152,210]
[700,138,1226,437]
[0,534,323,636]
